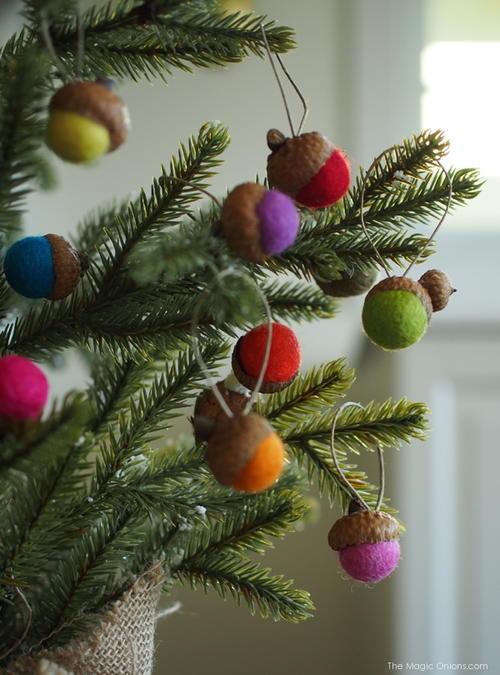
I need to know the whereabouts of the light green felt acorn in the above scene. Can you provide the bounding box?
[46,80,129,163]
[362,270,455,350]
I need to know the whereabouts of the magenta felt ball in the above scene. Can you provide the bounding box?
[338,540,400,583]
[255,189,299,255]
[0,355,49,420]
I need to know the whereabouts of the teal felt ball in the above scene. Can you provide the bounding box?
[362,289,429,350]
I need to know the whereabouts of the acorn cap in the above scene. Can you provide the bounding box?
[365,275,433,322]
[267,131,335,197]
[44,234,86,300]
[231,337,298,393]
[49,82,129,152]
[221,183,267,262]
[328,510,400,551]
[193,381,251,444]
[418,269,455,312]
[316,266,377,298]
[206,413,273,486]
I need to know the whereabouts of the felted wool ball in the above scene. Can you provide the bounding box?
[192,380,252,444]
[46,81,129,163]
[266,129,350,208]
[418,269,456,312]
[206,413,285,493]
[221,183,299,262]
[0,355,49,430]
[362,276,433,350]
[328,509,401,583]
[316,266,377,298]
[232,322,302,393]
[4,234,88,300]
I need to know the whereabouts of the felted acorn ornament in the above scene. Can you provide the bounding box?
[221,182,299,262]
[206,413,285,493]
[328,502,401,583]
[3,234,88,300]
[316,266,377,298]
[362,276,433,350]
[0,355,49,433]
[192,379,252,444]
[266,129,351,208]
[232,322,302,393]
[46,80,129,163]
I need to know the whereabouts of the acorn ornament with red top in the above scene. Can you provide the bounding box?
[206,412,285,493]
[0,355,49,434]
[266,129,351,209]
[3,234,89,301]
[232,322,302,393]
[46,79,129,164]
[328,499,401,583]
[362,269,455,350]
[221,182,300,262]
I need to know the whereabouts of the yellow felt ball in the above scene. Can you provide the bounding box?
[46,110,110,163]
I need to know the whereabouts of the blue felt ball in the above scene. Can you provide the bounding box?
[3,236,55,299]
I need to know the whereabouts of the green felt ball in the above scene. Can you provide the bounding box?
[362,289,428,350]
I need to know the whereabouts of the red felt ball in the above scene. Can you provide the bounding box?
[296,149,351,208]
[0,355,49,420]
[238,323,301,382]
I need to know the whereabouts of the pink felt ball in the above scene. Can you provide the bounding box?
[338,540,401,583]
[0,355,49,420]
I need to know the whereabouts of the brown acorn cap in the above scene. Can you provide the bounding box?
[316,266,378,298]
[206,413,272,487]
[193,381,251,444]
[221,183,267,262]
[49,82,129,152]
[231,337,297,393]
[418,269,456,312]
[328,510,400,551]
[44,234,85,300]
[365,275,433,322]
[267,131,335,197]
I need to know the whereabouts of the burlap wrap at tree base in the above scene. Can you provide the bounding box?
[4,565,165,675]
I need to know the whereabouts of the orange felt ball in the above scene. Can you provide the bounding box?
[232,432,285,493]
[206,413,285,494]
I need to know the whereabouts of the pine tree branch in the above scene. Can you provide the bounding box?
[0,45,52,245]
[280,397,428,503]
[177,554,314,622]
[20,2,295,82]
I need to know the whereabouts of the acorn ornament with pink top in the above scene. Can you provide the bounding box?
[328,403,401,583]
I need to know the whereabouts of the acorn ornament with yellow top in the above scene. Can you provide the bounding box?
[362,269,455,350]
[46,79,129,163]
[3,234,89,300]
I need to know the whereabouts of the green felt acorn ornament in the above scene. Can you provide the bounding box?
[359,152,455,350]
[47,79,130,164]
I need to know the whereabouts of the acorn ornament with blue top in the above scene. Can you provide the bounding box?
[3,234,89,300]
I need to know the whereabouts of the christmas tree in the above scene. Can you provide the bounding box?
[0,1,481,672]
